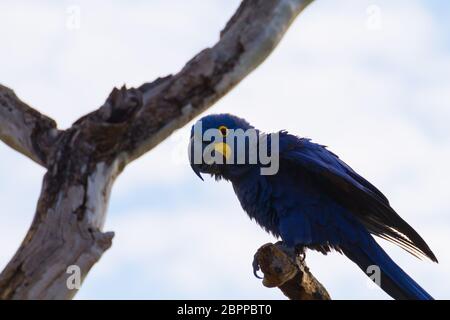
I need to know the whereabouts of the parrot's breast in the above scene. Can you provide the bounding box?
[231,171,281,237]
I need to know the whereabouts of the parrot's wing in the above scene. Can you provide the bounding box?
[275,194,365,255]
[278,133,437,262]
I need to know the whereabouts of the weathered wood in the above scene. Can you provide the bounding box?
[0,126,120,299]
[0,84,60,167]
[0,0,315,299]
[255,243,331,300]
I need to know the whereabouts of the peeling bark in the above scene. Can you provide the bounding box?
[0,0,316,299]
[0,132,120,299]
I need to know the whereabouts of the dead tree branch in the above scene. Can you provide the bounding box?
[255,243,330,300]
[0,0,315,299]
[0,84,60,167]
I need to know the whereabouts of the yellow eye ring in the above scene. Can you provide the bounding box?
[218,125,228,137]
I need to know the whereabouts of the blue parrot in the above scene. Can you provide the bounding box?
[189,113,437,300]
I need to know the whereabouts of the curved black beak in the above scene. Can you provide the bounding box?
[190,163,204,181]
[189,136,204,181]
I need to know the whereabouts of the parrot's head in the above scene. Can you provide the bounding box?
[188,113,257,181]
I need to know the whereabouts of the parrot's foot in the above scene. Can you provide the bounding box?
[275,241,306,262]
[252,242,307,279]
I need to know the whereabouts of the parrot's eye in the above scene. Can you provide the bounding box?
[218,125,228,137]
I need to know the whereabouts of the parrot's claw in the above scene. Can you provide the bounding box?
[252,254,263,279]
[297,246,306,263]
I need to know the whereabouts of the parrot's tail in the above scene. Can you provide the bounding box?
[341,235,433,300]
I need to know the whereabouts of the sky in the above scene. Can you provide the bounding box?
[0,0,449,299]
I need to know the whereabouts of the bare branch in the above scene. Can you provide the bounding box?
[0,134,119,299]
[0,84,60,167]
[255,243,331,300]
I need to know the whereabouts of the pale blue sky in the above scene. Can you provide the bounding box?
[0,0,449,299]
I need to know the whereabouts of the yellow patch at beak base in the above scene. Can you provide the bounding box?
[214,142,232,160]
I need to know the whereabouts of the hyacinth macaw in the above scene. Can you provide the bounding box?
[188,113,437,300]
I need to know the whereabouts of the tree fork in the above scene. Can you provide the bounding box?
[0,0,318,299]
